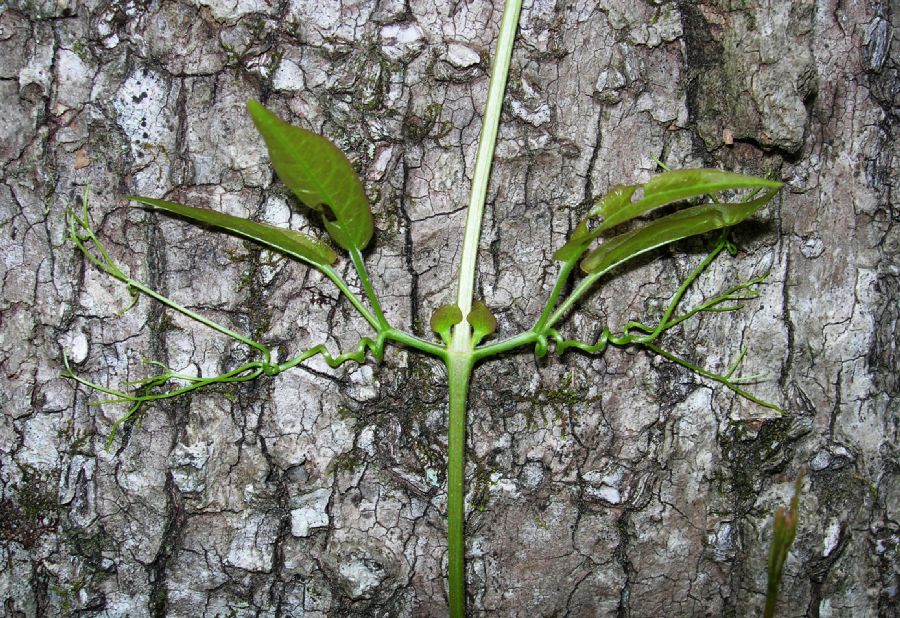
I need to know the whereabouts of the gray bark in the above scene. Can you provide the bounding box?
[0,0,897,616]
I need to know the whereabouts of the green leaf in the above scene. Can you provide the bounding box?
[554,169,782,262]
[430,304,463,346]
[602,169,782,231]
[247,100,373,252]
[467,300,497,347]
[553,185,637,262]
[127,196,337,267]
[581,190,777,275]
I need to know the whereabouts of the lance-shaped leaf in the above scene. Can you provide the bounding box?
[247,100,373,252]
[127,196,337,267]
[601,169,782,231]
[554,169,782,262]
[467,300,497,347]
[430,304,463,346]
[553,185,637,262]
[581,190,778,275]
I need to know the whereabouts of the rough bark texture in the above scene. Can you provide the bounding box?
[1,0,897,616]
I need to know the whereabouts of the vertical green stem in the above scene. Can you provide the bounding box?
[444,2,522,615]
[451,0,523,352]
[446,352,474,618]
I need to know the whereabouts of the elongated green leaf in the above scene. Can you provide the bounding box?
[602,169,781,231]
[581,191,776,275]
[127,196,338,267]
[247,100,373,252]
[554,169,782,262]
[553,185,637,262]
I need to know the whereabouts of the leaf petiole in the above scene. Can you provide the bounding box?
[319,262,383,332]
[348,246,390,330]
[531,258,580,335]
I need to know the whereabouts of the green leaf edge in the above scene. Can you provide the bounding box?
[554,169,783,262]
[126,196,338,267]
[580,189,778,275]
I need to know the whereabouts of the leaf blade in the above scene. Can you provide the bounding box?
[127,196,338,267]
[607,169,782,231]
[555,169,782,262]
[247,100,373,251]
[581,191,776,275]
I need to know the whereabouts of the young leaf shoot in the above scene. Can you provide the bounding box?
[65,2,786,615]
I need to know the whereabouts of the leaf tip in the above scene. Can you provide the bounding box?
[246,98,267,120]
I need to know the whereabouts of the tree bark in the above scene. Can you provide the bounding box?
[0,0,896,616]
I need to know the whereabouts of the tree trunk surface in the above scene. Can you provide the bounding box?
[0,0,897,616]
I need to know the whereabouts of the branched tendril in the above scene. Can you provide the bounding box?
[533,234,781,412]
[64,190,383,447]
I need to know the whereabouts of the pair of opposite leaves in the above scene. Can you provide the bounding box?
[129,101,781,343]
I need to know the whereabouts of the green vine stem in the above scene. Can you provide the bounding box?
[65,196,448,448]
[444,0,523,614]
[452,0,523,352]
[446,352,474,618]
[67,202,272,362]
